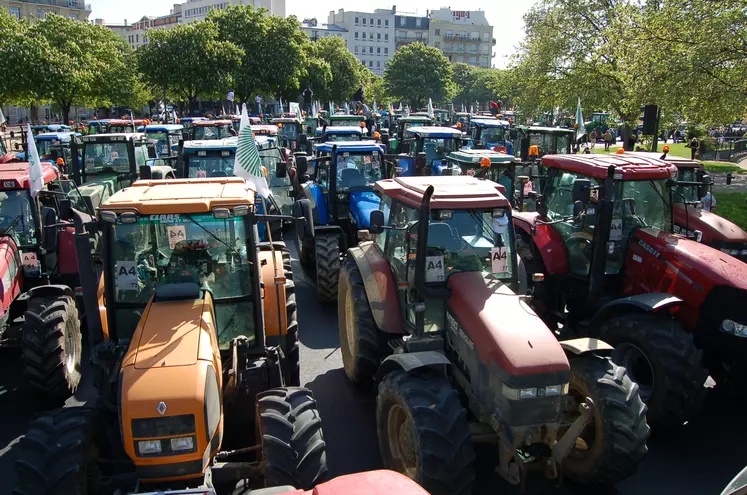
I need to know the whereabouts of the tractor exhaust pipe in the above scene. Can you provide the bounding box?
[588,165,615,298]
[70,207,105,347]
[414,185,451,301]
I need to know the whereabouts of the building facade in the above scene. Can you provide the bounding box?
[394,13,429,51]
[120,5,182,50]
[327,8,396,76]
[1,0,91,21]
[181,0,285,23]
[428,8,494,68]
[300,18,347,42]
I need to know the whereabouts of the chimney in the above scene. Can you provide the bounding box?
[392,5,396,14]
[124,18,127,25]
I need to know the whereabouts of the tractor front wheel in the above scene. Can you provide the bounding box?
[314,234,340,303]
[258,387,328,489]
[601,313,708,427]
[21,294,81,399]
[14,407,101,494]
[560,354,650,485]
[376,371,475,495]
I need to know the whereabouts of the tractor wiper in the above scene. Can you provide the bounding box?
[185,215,242,261]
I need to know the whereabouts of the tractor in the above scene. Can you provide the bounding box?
[390,126,466,176]
[388,116,434,154]
[13,177,325,495]
[470,118,513,155]
[137,123,184,163]
[584,112,611,134]
[511,125,575,161]
[338,175,649,494]
[85,119,113,135]
[29,124,71,137]
[109,119,150,134]
[513,153,747,427]
[178,117,207,141]
[0,159,98,398]
[327,114,366,128]
[192,120,236,141]
[271,117,311,155]
[292,141,386,302]
[14,131,81,173]
[314,125,365,143]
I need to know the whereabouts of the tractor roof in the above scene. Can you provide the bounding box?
[376,176,510,210]
[0,161,59,189]
[448,149,517,165]
[35,131,80,141]
[315,141,384,154]
[183,138,238,152]
[87,119,111,125]
[179,117,206,122]
[252,125,278,135]
[31,124,71,132]
[472,118,510,128]
[519,125,575,135]
[100,177,255,214]
[626,151,702,169]
[542,154,677,180]
[318,126,363,135]
[329,114,364,120]
[194,120,232,127]
[141,124,184,132]
[399,116,433,123]
[404,126,463,139]
[81,132,147,143]
[271,117,303,124]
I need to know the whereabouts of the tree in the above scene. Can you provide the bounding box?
[311,36,367,103]
[301,55,333,104]
[137,22,242,112]
[452,63,510,108]
[208,6,309,103]
[0,12,38,108]
[385,43,456,108]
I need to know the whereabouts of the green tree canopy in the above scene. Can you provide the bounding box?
[137,22,241,111]
[310,36,367,103]
[452,63,510,107]
[385,42,456,109]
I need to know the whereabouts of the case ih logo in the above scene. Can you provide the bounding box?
[451,10,471,21]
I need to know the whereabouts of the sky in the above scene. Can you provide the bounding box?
[91,0,537,68]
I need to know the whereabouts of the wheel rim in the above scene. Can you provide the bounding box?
[387,404,418,478]
[64,322,77,374]
[616,343,654,401]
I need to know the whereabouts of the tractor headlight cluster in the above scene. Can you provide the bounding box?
[135,435,197,457]
[503,383,568,400]
[137,439,162,455]
[170,436,195,452]
[721,319,747,338]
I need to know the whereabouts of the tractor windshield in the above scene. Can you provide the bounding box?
[260,148,290,187]
[0,190,36,246]
[673,168,700,203]
[35,139,57,158]
[422,138,460,168]
[109,213,254,349]
[528,133,571,156]
[146,132,172,156]
[186,153,234,178]
[425,210,514,281]
[326,133,361,142]
[109,125,135,134]
[481,126,508,142]
[193,126,232,140]
[278,124,299,141]
[335,153,383,190]
[83,142,131,174]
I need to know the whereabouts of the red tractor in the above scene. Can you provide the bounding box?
[0,160,93,398]
[513,153,747,427]
[338,176,649,494]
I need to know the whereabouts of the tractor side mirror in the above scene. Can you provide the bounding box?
[572,179,592,204]
[41,207,59,253]
[727,172,733,185]
[369,209,385,235]
[698,174,712,198]
[9,131,14,139]
[147,146,157,159]
[58,198,72,221]
[415,152,426,172]
[275,160,287,178]
[140,165,152,180]
[296,155,308,175]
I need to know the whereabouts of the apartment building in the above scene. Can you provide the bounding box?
[428,8,494,68]
[300,18,347,42]
[327,8,396,76]
[181,0,285,23]
[1,0,91,21]
[122,5,182,49]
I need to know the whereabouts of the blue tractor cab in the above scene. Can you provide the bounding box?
[30,124,71,137]
[137,123,184,161]
[293,140,387,302]
[470,118,513,154]
[314,125,364,143]
[389,116,434,154]
[16,131,80,163]
[393,126,467,176]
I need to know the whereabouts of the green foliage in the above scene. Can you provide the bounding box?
[0,12,37,106]
[452,63,510,107]
[384,43,456,108]
[301,55,333,103]
[713,192,747,230]
[208,5,308,102]
[310,36,366,102]
[137,22,241,109]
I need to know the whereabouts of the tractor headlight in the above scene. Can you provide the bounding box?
[519,388,537,400]
[544,384,564,397]
[503,383,569,400]
[137,440,162,455]
[741,249,747,256]
[721,319,747,338]
[170,436,195,452]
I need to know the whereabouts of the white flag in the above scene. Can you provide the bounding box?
[344,102,350,114]
[427,98,434,119]
[234,103,271,198]
[25,123,44,198]
[130,111,136,133]
[0,108,5,126]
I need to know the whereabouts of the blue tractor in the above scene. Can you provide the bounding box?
[392,126,467,176]
[15,131,80,172]
[293,141,387,302]
[314,125,365,143]
[470,118,513,154]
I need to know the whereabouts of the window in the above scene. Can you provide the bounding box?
[377,19,381,27]
[384,47,388,55]
[385,19,389,27]
[377,33,381,41]
[369,46,373,54]
[435,29,440,36]
[377,61,381,69]
[469,56,476,64]
[415,18,421,27]
[370,18,374,26]
[136,34,139,42]
[377,47,381,54]
[362,18,366,25]
[362,32,366,39]
[470,31,479,41]
[370,32,373,40]
[68,0,76,6]
[384,33,389,41]
[483,32,490,42]
[8,6,20,18]
[355,31,359,39]
[435,41,440,48]
[354,45,359,54]
[355,16,359,25]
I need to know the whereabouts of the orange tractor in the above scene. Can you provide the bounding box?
[14,177,326,494]
[338,176,649,494]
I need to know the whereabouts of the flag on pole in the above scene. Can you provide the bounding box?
[25,123,44,198]
[461,103,466,113]
[0,108,5,126]
[575,98,584,140]
[222,105,227,116]
[235,104,240,116]
[234,103,271,198]
[403,104,410,118]
[372,100,377,115]
[130,111,136,133]
[344,102,350,114]
[279,98,284,117]
[388,103,394,116]
[469,104,474,114]
[427,98,434,119]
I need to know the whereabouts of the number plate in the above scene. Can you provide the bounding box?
[115,261,138,291]
[610,218,623,241]
[491,247,509,274]
[425,255,445,282]
[167,225,186,249]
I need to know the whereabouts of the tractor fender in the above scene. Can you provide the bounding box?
[149,165,175,180]
[258,249,288,338]
[293,199,315,241]
[25,284,74,300]
[513,212,568,275]
[374,351,452,385]
[559,338,613,356]
[258,241,288,252]
[590,293,683,330]
[347,242,405,335]
[314,225,344,236]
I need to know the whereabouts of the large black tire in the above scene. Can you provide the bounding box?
[376,371,475,495]
[561,354,650,485]
[338,256,390,387]
[21,294,81,399]
[601,313,708,427]
[282,250,300,387]
[258,387,328,489]
[14,407,100,495]
[314,234,339,303]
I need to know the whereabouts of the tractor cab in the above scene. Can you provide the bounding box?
[30,124,71,137]
[271,117,310,154]
[389,116,434,154]
[585,112,611,133]
[314,125,364,143]
[85,119,112,135]
[393,126,465,176]
[108,119,149,134]
[512,126,574,161]
[470,118,513,154]
[452,112,473,131]
[252,124,279,140]
[446,149,525,203]
[328,114,366,128]
[177,117,207,141]
[433,108,451,126]
[16,132,81,172]
[137,123,184,161]
[192,119,235,141]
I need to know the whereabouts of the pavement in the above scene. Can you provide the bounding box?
[1,238,746,494]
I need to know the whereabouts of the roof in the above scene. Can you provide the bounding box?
[404,126,463,138]
[626,151,702,169]
[194,120,232,127]
[329,115,365,121]
[448,149,517,165]
[142,124,184,132]
[315,141,385,153]
[271,117,303,124]
[108,119,148,126]
[375,176,510,210]
[541,154,678,180]
[179,117,207,122]
[183,138,238,152]
[472,118,511,128]
[35,132,80,141]
[519,126,575,135]
[100,177,256,214]
[81,132,146,142]
[252,125,278,135]
[400,116,433,122]
[0,162,59,188]
[32,125,71,131]
[319,126,364,135]
[88,120,112,126]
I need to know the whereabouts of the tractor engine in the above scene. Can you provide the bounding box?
[119,285,223,482]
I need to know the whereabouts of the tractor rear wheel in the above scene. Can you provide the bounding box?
[14,407,101,495]
[282,250,300,387]
[314,234,339,303]
[601,313,708,427]
[376,371,475,495]
[338,256,391,387]
[258,387,328,489]
[21,294,81,399]
[560,354,649,485]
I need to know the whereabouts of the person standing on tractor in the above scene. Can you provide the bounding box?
[489,101,501,116]
[302,86,313,115]
[353,85,365,107]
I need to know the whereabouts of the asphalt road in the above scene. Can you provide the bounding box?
[1,239,746,494]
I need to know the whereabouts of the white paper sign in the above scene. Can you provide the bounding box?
[167,225,186,249]
[21,252,39,274]
[425,255,445,282]
[491,247,509,274]
[115,261,138,291]
[610,218,623,241]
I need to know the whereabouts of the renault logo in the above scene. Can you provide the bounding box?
[156,401,167,416]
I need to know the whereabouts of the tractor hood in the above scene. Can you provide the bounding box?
[349,191,379,229]
[0,237,22,315]
[447,272,570,377]
[673,203,747,244]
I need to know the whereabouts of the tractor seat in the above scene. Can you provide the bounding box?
[339,167,366,188]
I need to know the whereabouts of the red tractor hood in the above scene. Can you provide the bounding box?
[279,470,430,495]
[447,272,569,376]
[673,203,747,244]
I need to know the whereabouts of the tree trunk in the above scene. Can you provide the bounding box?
[622,122,633,151]
[60,101,72,126]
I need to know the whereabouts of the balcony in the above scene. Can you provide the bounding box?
[395,36,427,46]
